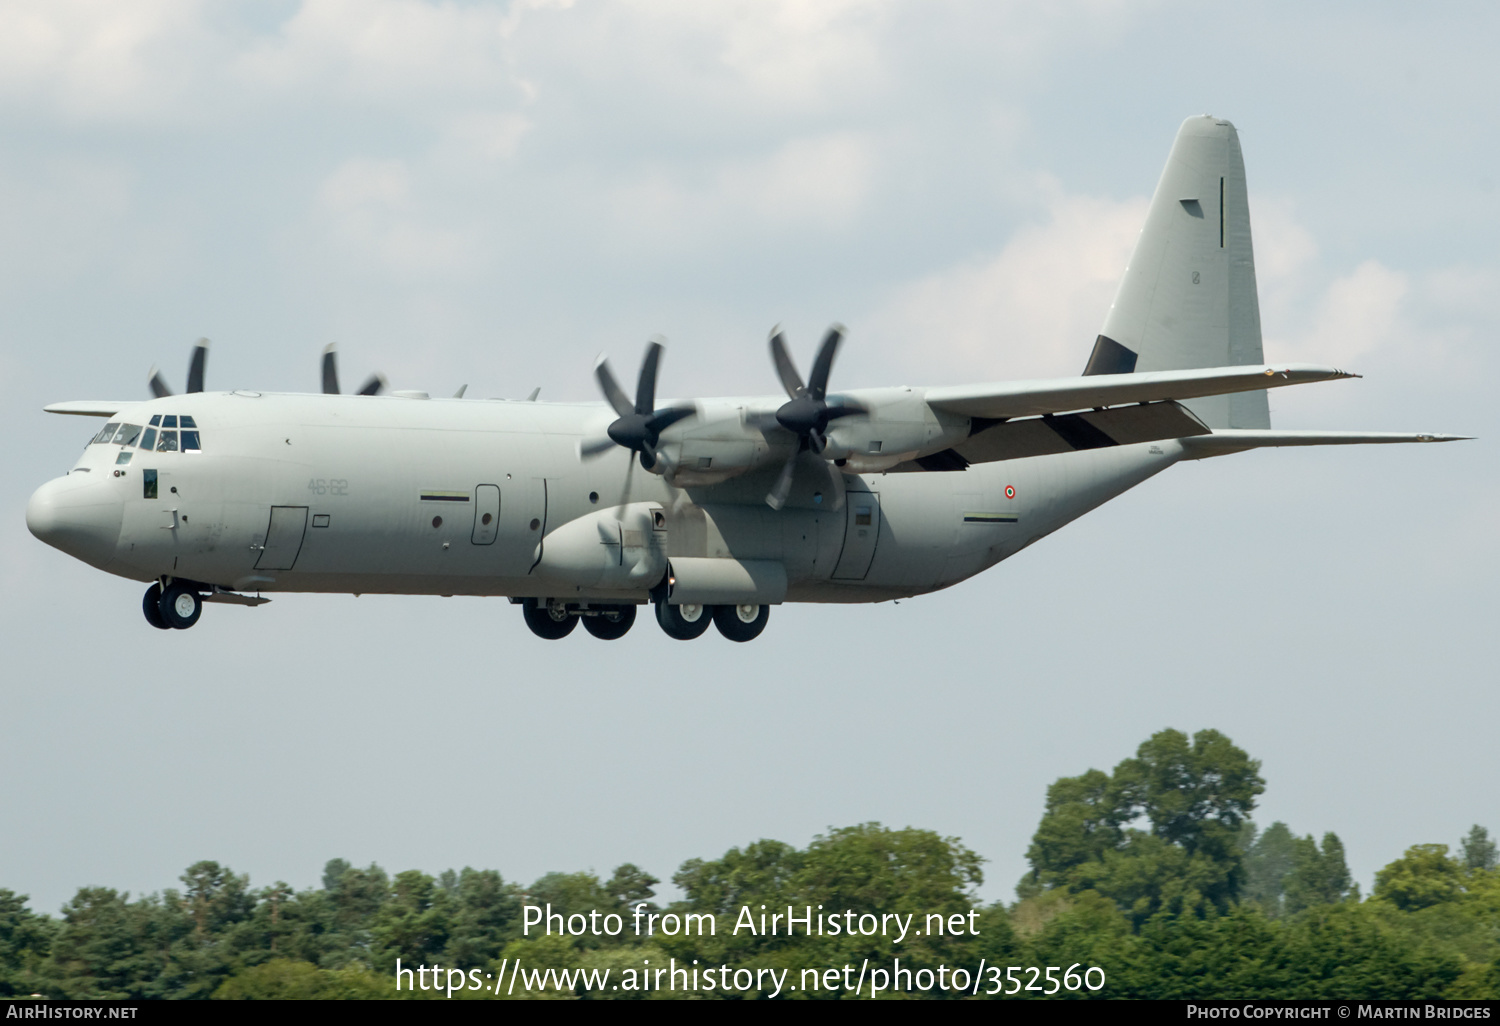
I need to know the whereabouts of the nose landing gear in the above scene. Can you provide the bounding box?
[143,581,203,629]
[142,584,170,630]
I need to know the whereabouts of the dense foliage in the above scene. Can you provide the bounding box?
[3,729,1495,1000]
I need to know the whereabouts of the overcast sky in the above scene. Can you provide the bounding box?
[3,0,1496,915]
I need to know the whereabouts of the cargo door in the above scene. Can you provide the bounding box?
[831,491,880,580]
[255,506,309,570]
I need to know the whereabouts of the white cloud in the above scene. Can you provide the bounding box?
[862,185,1148,384]
[0,0,218,123]
[309,157,483,281]
[605,132,877,252]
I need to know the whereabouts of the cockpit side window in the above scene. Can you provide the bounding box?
[93,423,120,445]
[140,427,157,451]
[178,415,200,451]
[156,430,179,452]
[149,415,161,427]
[162,415,178,428]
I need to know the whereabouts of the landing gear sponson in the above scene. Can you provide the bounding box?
[519,598,769,642]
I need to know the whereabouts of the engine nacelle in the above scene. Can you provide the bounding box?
[822,391,970,471]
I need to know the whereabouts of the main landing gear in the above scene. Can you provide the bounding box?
[658,600,769,641]
[143,581,203,630]
[521,599,769,642]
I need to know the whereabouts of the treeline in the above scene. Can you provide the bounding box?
[2,729,1496,1000]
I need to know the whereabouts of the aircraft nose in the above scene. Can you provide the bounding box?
[26,474,124,569]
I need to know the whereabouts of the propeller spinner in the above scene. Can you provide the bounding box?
[580,338,695,471]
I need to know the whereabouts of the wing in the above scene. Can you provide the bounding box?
[44,401,134,417]
[919,363,1355,420]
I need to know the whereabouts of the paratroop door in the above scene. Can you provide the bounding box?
[255,506,309,570]
[831,491,880,580]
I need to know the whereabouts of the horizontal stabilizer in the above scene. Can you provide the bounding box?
[43,401,131,418]
[924,364,1354,421]
[1180,429,1472,460]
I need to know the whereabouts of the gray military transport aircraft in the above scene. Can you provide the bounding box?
[26,116,1467,642]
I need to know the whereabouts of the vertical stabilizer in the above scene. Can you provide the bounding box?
[1085,116,1269,429]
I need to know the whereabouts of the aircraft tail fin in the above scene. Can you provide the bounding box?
[1085,115,1269,429]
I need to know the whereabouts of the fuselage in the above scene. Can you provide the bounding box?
[26,390,1181,606]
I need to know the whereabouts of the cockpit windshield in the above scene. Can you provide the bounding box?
[90,416,202,452]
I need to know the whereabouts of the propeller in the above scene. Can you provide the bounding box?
[148,338,211,397]
[321,343,386,396]
[580,337,695,471]
[764,325,865,509]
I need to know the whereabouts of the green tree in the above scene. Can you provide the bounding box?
[673,823,987,998]
[1024,729,1265,926]
[1460,826,1498,872]
[0,890,52,997]
[1374,845,1464,911]
[442,868,521,968]
[213,958,396,999]
[371,870,451,971]
[1240,822,1297,916]
[1284,833,1356,913]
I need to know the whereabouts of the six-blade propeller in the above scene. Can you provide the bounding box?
[581,338,696,470]
[765,325,865,509]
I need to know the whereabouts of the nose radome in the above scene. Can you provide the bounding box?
[27,474,123,570]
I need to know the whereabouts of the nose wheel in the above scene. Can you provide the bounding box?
[144,582,203,629]
[142,584,170,630]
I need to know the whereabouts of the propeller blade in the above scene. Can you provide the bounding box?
[525,387,540,401]
[453,384,467,399]
[148,367,173,398]
[579,436,617,458]
[594,356,634,418]
[824,400,868,420]
[807,325,843,400]
[617,450,637,514]
[356,374,386,396]
[646,404,695,435]
[322,344,341,394]
[769,328,804,399]
[186,339,209,394]
[766,448,799,510]
[635,338,664,415]
[824,458,848,511]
